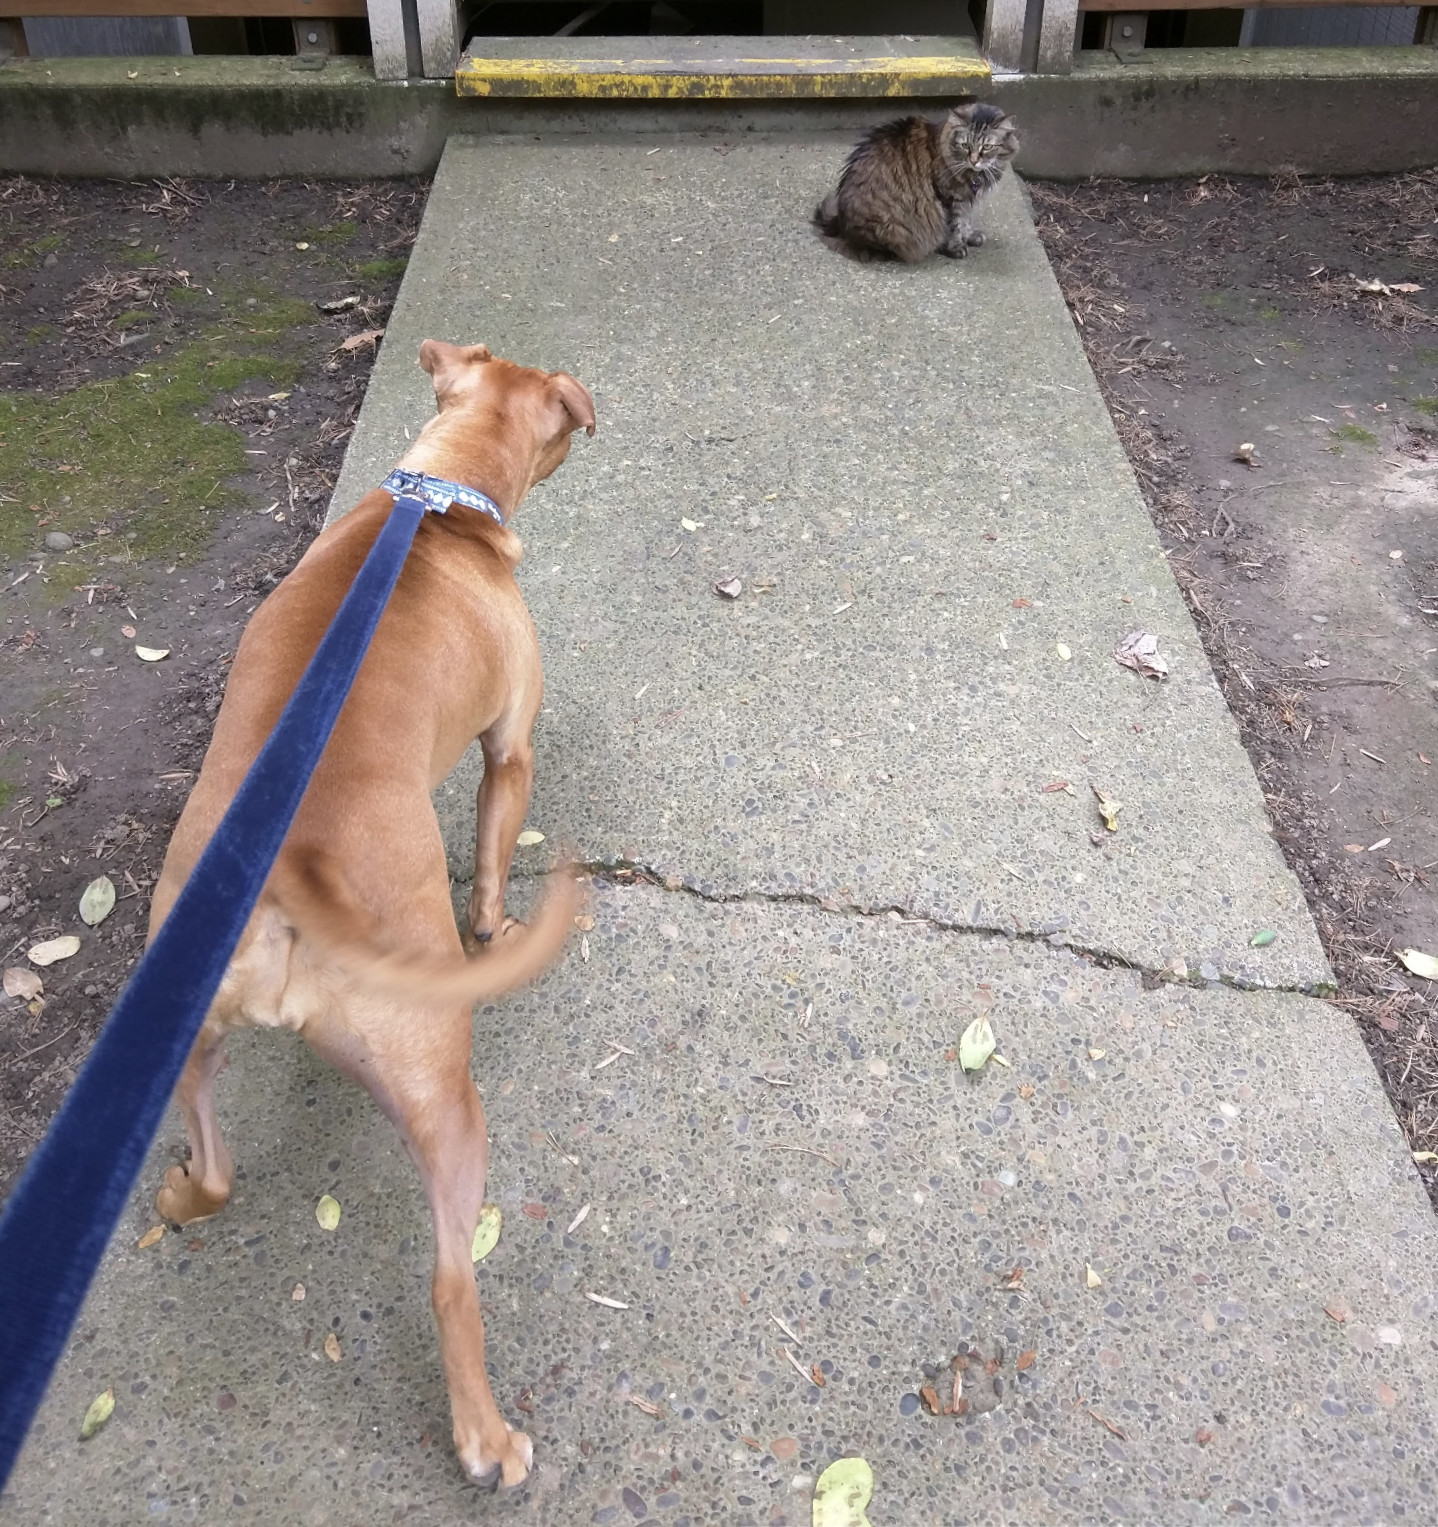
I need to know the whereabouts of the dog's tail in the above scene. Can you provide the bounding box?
[813,192,843,237]
[269,849,582,1006]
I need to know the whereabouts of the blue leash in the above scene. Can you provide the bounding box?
[0,491,429,1490]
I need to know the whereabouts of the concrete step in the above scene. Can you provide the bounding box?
[455,34,989,99]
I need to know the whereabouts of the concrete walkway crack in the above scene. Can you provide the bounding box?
[516,856,1336,1001]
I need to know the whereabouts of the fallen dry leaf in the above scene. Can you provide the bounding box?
[1233,442,1259,467]
[1056,642,1072,662]
[1016,1350,1036,1371]
[135,644,170,662]
[120,624,136,639]
[1196,1426,1214,1446]
[627,1394,663,1417]
[80,1388,114,1440]
[1114,629,1169,680]
[813,1456,874,1527]
[920,1385,941,1415]
[714,576,742,599]
[574,914,596,931]
[79,875,116,927]
[567,1203,591,1235]
[1085,1264,1103,1289]
[1018,1083,1035,1100]
[585,1291,629,1310]
[315,1193,341,1231]
[339,327,384,352]
[1088,1047,1106,1061]
[1324,1302,1352,1324]
[3,966,43,1000]
[958,1013,996,1074]
[324,1332,342,1362]
[1092,786,1121,832]
[471,1204,502,1262]
[136,1225,164,1250]
[1398,948,1438,981]
[810,1363,826,1388]
[292,1283,306,1301]
[516,829,545,847]
[28,934,80,967]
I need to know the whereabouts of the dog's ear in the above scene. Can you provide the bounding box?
[548,372,596,439]
[418,340,493,393]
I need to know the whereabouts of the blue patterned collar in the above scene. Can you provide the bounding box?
[381,467,504,526]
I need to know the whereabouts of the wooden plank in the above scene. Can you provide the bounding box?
[1036,0,1079,72]
[1081,0,1403,10]
[982,0,1028,71]
[0,0,365,15]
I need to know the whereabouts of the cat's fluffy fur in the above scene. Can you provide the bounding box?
[814,103,1019,264]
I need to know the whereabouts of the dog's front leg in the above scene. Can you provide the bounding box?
[156,1027,234,1225]
[467,726,534,945]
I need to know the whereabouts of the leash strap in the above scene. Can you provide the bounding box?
[380,466,503,526]
[0,494,428,1490]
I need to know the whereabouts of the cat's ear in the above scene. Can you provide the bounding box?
[951,102,979,123]
[994,115,1018,133]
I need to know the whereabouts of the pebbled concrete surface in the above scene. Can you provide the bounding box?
[10,136,1437,1527]
[330,135,1327,991]
[4,890,1436,1525]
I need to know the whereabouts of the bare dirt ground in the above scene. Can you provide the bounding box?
[0,175,426,1194]
[1032,169,1438,1201]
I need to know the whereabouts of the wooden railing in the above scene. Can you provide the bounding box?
[984,0,1437,71]
[0,0,456,79]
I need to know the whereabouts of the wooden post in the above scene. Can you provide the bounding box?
[416,0,458,77]
[366,0,408,80]
[1,16,27,53]
[982,0,1028,70]
[1417,8,1437,43]
[1035,0,1079,72]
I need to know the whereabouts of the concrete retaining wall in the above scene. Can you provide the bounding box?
[0,49,1435,180]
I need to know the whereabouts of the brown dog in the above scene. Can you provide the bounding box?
[146,340,594,1486]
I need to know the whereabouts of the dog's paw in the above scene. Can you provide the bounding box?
[458,1425,533,1489]
[156,1163,226,1226]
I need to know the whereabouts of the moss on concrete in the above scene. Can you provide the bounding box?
[0,292,312,564]
[1412,397,1438,417]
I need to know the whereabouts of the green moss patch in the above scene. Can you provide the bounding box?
[1412,397,1438,417]
[301,220,358,246]
[2,232,64,270]
[355,256,408,280]
[1332,423,1377,446]
[0,294,312,564]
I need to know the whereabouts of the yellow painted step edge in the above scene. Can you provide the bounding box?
[455,55,991,100]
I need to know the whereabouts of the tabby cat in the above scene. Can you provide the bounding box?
[813,103,1020,264]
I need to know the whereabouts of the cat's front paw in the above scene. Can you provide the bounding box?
[940,241,969,260]
[965,230,987,248]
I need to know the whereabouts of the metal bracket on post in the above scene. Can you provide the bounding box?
[1106,11,1147,59]
[1035,0,1079,73]
[292,17,336,65]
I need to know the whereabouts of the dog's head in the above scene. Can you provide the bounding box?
[417,340,595,493]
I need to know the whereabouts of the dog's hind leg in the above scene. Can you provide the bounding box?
[156,1028,234,1225]
[306,1006,533,1487]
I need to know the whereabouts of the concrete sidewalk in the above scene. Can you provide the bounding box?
[6,137,1438,1526]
